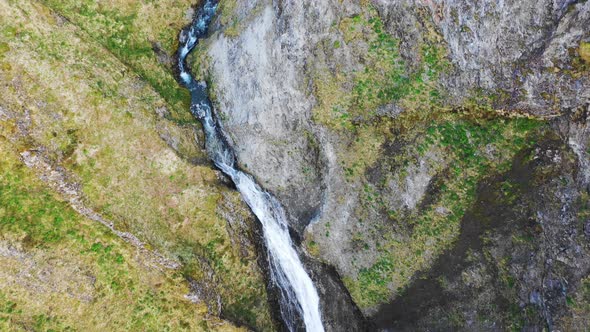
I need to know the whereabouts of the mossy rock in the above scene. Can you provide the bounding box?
[580,41,590,64]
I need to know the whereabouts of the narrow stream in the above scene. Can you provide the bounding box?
[176,1,324,331]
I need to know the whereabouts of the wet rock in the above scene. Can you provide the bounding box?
[304,257,371,332]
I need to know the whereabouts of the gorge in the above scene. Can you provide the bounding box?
[176,1,323,330]
[0,0,589,331]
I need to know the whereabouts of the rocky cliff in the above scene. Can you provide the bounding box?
[194,0,590,330]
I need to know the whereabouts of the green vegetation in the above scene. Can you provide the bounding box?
[344,114,542,308]
[578,192,590,223]
[583,278,590,307]
[355,257,395,304]
[0,140,239,331]
[0,0,273,329]
[579,42,590,64]
[0,171,73,247]
[39,0,195,122]
[313,7,449,131]
[217,0,240,37]
[569,41,590,76]
[562,276,590,329]
[214,0,265,38]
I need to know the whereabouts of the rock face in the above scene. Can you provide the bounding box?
[372,127,590,330]
[206,1,332,234]
[199,0,590,330]
[377,0,590,115]
[206,0,590,226]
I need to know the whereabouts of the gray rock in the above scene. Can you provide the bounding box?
[200,0,590,329]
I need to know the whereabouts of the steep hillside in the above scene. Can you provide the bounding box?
[0,0,274,330]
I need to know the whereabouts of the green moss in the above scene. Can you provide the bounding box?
[313,7,450,131]
[218,0,240,37]
[356,257,395,304]
[0,42,9,58]
[568,41,590,76]
[0,163,78,248]
[580,42,590,64]
[346,115,543,309]
[306,240,320,257]
[578,192,590,222]
[216,0,265,39]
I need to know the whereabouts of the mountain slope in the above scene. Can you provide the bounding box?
[0,0,273,330]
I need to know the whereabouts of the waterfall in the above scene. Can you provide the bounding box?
[176,1,324,331]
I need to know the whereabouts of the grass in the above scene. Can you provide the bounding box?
[217,0,240,37]
[38,0,196,122]
[0,139,241,331]
[568,41,590,76]
[579,42,590,64]
[578,192,590,223]
[214,0,266,38]
[0,0,273,329]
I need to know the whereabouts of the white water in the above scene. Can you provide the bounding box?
[221,160,324,332]
[176,1,324,331]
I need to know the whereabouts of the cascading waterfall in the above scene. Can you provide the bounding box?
[176,1,324,331]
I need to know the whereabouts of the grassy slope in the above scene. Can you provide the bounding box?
[0,0,272,329]
[38,0,195,122]
[0,139,237,331]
